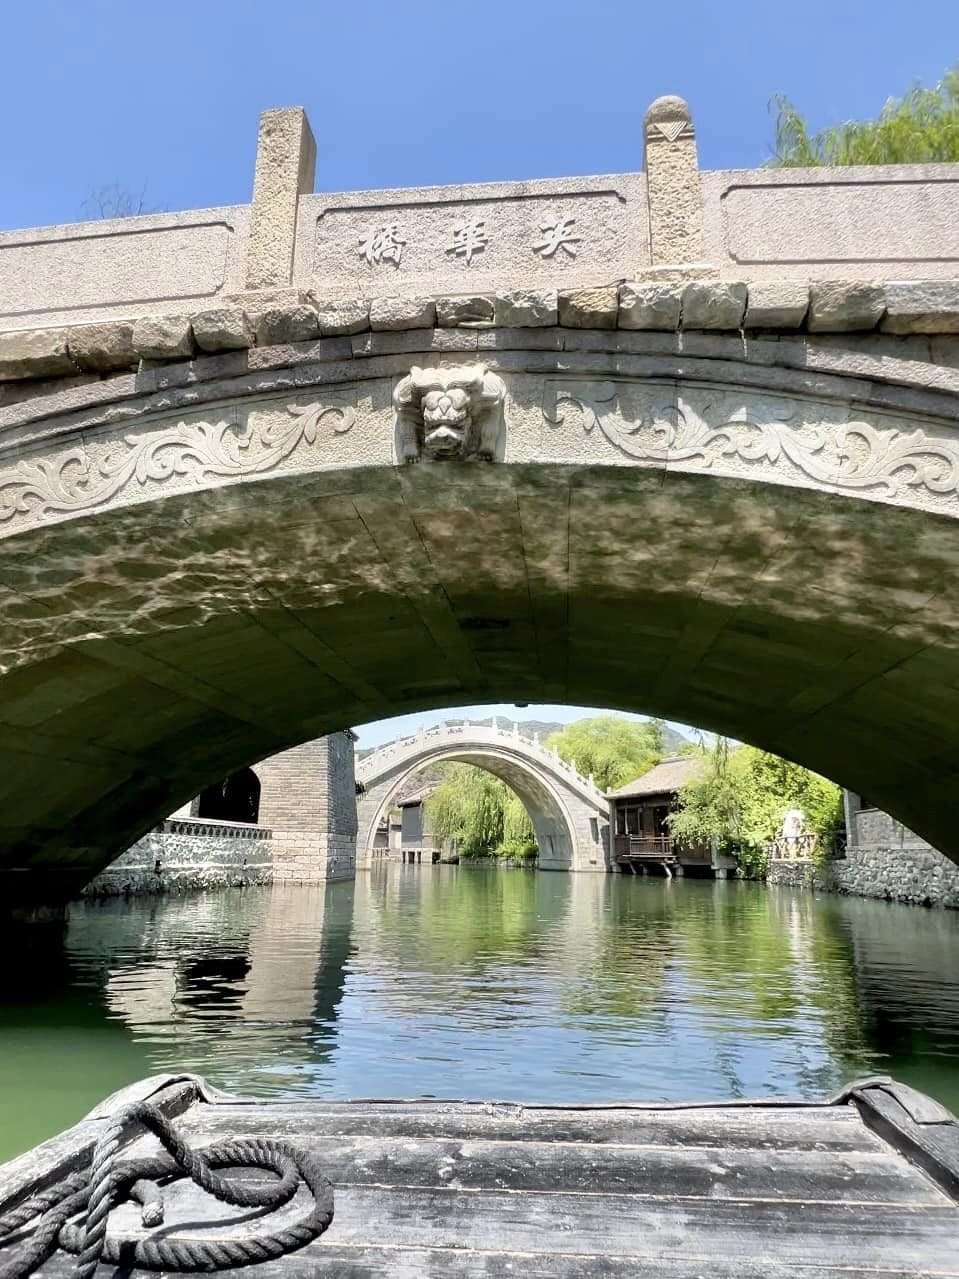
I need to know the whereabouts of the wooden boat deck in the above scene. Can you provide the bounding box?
[2,1073,958,1276]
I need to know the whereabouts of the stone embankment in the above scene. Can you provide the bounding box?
[768,847,959,910]
[82,819,273,897]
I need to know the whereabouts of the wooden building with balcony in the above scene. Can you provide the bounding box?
[608,755,716,876]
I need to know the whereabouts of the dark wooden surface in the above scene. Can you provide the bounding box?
[2,1078,955,1277]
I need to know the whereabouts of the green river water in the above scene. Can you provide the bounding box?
[1,868,958,1162]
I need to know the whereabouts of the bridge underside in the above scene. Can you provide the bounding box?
[2,448,959,909]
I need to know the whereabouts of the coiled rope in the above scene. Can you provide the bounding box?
[0,1100,334,1277]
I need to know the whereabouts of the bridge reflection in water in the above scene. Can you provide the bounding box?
[1,870,959,1161]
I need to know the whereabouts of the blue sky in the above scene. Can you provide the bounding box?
[4,3,956,748]
[353,705,703,751]
[2,1,958,232]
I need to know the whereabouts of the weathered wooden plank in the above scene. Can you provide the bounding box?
[32,1183,958,1273]
[33,1244,959,1279]
[856,1085,959,1201]
[122,1132,949,1205]
[178,1100,882,1153]
[317,1185,959,1268]
[10,1083,959,1279]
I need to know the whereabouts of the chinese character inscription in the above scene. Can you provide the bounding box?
[359,224,406,267]
[532,217,581,259]
[446,218,489,265]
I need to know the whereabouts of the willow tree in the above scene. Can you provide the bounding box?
[424,764,536,861]
[770,65,959,166]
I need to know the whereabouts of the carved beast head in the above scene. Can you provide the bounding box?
[420,386,473,457]
[393,364,506,463]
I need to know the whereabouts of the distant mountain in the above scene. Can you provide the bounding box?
[357,715,688,760]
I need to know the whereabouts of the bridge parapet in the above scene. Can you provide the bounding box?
[2,95,959,339]
[358,721,608,808]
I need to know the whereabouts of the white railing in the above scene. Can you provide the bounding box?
[160,818,272,840]
[356,721,606,804]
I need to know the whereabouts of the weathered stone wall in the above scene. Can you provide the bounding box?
[257,732,357,882]
[768,848,959,910]
[82,821,273,897]
[854,807,929,850]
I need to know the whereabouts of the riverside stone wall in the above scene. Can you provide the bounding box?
[82,820,273,897]
[768,847,959,910]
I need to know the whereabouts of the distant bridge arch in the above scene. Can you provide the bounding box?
[356,724,610,871]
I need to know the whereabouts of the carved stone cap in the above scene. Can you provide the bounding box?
[644,94,695,142]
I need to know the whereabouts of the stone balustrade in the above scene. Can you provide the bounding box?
[358,721,606,804]
[160,817,272,840]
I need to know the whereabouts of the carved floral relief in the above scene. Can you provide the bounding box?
[0,398,356,529]
[543,378,959,508]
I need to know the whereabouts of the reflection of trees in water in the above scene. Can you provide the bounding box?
[667,883,876,1095]
[17,870,957,1118]
[353,870,679,1026]
[552,876,675,1022]
[357,864,556,980]
[826,896,959,1105]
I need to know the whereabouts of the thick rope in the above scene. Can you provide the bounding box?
[0,1101,333,1277]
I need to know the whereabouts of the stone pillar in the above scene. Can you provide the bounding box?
[643,95,705,268]
[245,107,316,290]
[257,732,357,882]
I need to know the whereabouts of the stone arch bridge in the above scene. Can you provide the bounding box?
[356,722,609,871]
[3,96,959,917]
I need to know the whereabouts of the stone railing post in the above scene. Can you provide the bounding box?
[246,107,316,290]
[643,95,705,269]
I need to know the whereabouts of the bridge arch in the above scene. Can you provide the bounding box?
[356,724,610,871]
[3,324,959,910]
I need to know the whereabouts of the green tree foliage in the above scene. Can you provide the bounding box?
[770,66,959,166]
[545,716,663,791]
[424,764,537,861]
[668,739,844,877]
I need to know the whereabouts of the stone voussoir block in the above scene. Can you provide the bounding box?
[0,329,76,381]
[132,314,195,360]
[808,281,885,333]
[255,303,321,346]
[744,281,810,330]
[66,322,138,373]
[494,289,558,328]
[618,281,683,331]
[880,281,959,335]
[558,286,618,330]
[436,295,495,327]
[192,308,254,353]
[312,297,371,336]
[369,296,436,331]
[681,281,747,331]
